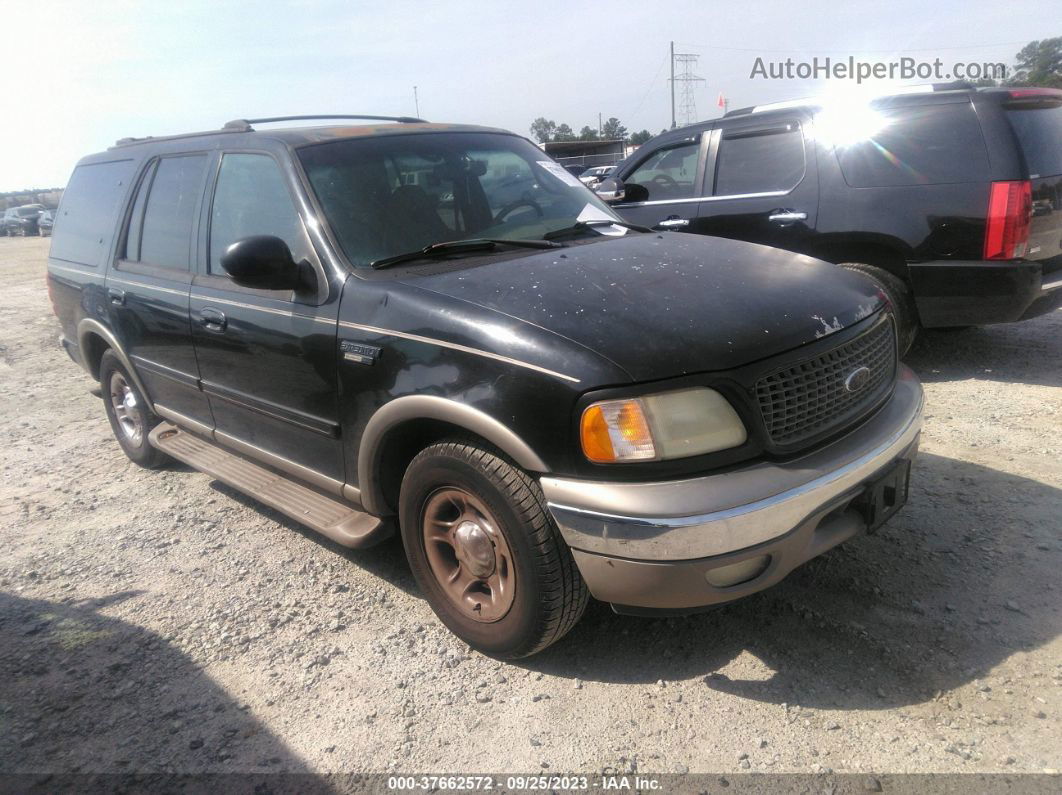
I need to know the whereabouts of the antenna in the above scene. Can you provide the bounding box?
[670,51,705,127]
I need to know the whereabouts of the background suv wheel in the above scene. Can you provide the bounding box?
[839,262,920,355]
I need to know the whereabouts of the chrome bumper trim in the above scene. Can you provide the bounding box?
[543,366,923,561]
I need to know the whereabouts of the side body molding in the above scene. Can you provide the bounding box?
[77,318,153,407]
[357,395,551,516]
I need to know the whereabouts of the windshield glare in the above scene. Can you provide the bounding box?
[297,132,623,267]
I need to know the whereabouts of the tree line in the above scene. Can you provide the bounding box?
[528,117,659,147]
[976,37,1062,87]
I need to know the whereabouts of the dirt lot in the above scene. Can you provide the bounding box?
[1,235,1059,781]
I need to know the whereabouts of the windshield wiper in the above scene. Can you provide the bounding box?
[543,219,653,241]
[371,238,563,270]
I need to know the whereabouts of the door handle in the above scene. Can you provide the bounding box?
[108,288,126,306]
[768,210,808,225]
[198,307,227,332]
[655,216,690,230]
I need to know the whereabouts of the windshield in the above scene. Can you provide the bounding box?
[297,132,624,267]
[18,207,40,217]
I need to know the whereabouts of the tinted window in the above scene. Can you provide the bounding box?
[834,101,989,187]
[138,154,208,269]
[49,159,136,267]
[626,141,700,201]
[209,154,305,272]
[1006,104,1062,178]
[714,125,805,196]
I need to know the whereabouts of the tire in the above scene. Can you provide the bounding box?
[99,350,170,469]
[839,262,919,356]
[399,440,589,659]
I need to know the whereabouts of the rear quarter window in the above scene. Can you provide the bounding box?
[833,101,990,187]
[1005,104,1062,178]
[50,159,136,266]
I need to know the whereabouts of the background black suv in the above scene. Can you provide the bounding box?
[2,204,45,236]
[601,84,1062,352]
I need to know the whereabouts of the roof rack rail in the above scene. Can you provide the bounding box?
[222,114,427,131]
[112,114,429,148]
[112,127,245,148]
[724,81,979,119]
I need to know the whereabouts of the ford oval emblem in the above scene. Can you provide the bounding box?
[844,366,872,393]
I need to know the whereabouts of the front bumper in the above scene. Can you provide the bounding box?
[541,366,923,612]
[908,258,1062,327]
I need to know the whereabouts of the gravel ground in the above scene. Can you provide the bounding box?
[1,235,1060,780]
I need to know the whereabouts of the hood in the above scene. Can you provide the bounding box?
[402,233,886,382]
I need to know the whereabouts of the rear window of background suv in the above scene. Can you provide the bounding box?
[834,101,990,188]
[1006,104,1062,179]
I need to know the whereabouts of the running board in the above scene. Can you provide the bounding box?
[148,422,389,549]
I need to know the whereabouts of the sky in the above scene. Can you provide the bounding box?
[0,0,1055,191]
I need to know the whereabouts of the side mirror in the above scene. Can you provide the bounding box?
[593,177,625,202]
[220,235,302,291]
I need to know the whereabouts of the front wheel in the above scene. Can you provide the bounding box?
[399,441,588,658]
[839,262,919,356]
[99,350,170,469]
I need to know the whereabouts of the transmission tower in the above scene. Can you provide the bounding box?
[669,48,705,128]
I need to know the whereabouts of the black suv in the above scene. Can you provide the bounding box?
[2,204,45,236]
[598,85,1062,353]
[47,115,923,657]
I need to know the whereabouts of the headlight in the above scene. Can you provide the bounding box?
[580,387,747,463]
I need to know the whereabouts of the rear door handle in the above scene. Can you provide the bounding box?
[768,210,807,225]
[108,288,126,306]
[198,307,227,332]
[655,216,690,230]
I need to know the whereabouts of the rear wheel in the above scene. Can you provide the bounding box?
[399,440,588,658]
[99,350,170,469]
[839,262,919,356]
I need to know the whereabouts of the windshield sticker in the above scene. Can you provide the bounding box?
[577,204,628,236]
[536,160,584,188]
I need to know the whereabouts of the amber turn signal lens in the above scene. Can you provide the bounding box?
[580,399,656,463]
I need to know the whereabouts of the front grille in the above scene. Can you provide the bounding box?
[755,316,896,447]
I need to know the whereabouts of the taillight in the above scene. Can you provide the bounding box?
[983,180,1032,261]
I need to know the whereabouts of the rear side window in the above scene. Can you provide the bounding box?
[625,140,701,201]
[50,159,136,267]
[129,154,208,269]
[1006,104,1062,178]
[714,124,805,196]
[208,153,305,273]
[834,101,990,187]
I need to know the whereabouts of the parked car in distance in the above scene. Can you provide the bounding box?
[2,204,45,236]
[562,163,588,178]
[37,209,55,237]
[579,165,615,186]
[597,84,1062,353]
[47,114,922,657]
